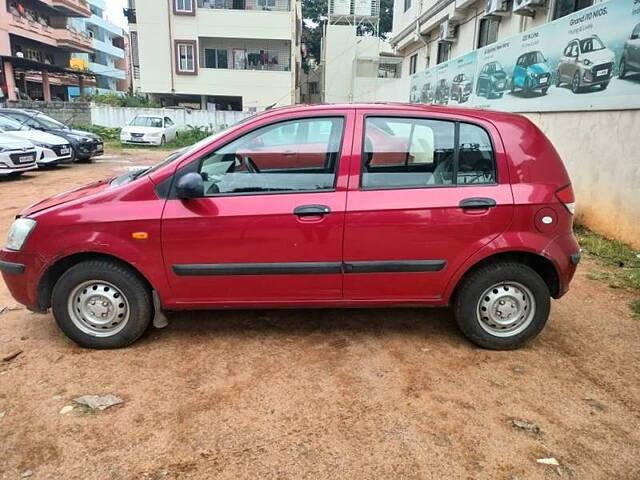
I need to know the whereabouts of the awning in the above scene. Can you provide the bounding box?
[0,55,95,77]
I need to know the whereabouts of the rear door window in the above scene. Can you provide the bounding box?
[361,117,495,189]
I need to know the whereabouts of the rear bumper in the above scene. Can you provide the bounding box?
[0,249,47,311]
[543,232,581,298]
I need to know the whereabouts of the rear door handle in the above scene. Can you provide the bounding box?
[459,197,497,209]
[293,204,331,217]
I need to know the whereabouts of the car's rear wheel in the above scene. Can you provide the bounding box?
[555,71,562,87]
[52,260,152,349]
[453,262,550,350]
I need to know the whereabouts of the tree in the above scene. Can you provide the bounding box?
[301,0,393,71]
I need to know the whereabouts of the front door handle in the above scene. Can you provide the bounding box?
[459,197,497,209]
[293,204,331,217]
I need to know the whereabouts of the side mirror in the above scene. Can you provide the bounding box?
[176,172,204,199]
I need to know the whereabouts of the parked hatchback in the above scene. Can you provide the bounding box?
[556,35,614,92]
[0,109,104,162]
[0,104,580,350]
[619,23,640,79]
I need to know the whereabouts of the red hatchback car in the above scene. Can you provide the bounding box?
[0,104,580,350]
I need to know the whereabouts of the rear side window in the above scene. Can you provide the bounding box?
[361,117,495,189]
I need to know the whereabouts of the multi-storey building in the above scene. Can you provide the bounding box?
[126,0,301,111]
[0,0,96,101]
[68,0,128,97]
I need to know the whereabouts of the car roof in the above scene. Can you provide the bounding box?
[257,103,526,125]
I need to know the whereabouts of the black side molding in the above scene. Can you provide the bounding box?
[343,260,446,274]
[173,262,342,276]
[0,260,25,275]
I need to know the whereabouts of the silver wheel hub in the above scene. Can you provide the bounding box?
[68,281,130,337]
[476,282,536,337]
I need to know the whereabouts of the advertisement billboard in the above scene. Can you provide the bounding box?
[409,0,640,112]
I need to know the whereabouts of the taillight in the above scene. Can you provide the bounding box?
[555,184,575,215]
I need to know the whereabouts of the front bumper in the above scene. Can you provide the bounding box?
[583,64,613,84]
[37,147,73,166]
[0,163,38,175]
[121,136,163,146]
[0,249,47,310]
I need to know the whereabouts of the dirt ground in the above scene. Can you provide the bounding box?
[0,149,639,479]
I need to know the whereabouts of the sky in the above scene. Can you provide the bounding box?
[104,0,128,31]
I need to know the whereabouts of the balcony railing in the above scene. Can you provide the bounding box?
[7,11,58,47]
[197,0,290,12]
[51,0,92,17]
[201,48,291,72]
[56,27,94,53]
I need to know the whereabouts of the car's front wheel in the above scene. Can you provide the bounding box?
[453,262,550,350]
[52,260,152,349]
[571,72,582,93]
[619,58,627,79]
[160,135,166,146]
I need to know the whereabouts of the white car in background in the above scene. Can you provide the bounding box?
[120,115,178,146]
[0,114,73,167]
[0,133,38,177]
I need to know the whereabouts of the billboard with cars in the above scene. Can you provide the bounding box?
[409,0,640,112]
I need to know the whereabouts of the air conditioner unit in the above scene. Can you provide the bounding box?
[485,0,510,16]
[513,0,545,15]
[439,20,457,41]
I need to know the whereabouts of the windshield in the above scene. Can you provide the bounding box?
[130,116,163,127]
[32,113,66,129]
[525,52,545,65]
[0,114,26,131]
[580,37,605,53]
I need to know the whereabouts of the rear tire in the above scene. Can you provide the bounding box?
[619,58,627,79]
[571,72,582,93]
[453,262,550,350]
[52,260,152,349]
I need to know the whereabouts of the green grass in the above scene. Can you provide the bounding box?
[575,224,640,318]
[631,299,640,320]
[83,124,215,152]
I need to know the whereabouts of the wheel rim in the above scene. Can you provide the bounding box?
[67,280,130,337]
[572,74,579,92]
[476,281,536,337]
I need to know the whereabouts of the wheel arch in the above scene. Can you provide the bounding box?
[449,250,560,303]
[37,251,155,311]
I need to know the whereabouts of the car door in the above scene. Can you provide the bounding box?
[164,117,177,140]
[514,55,525,88]
[560,42,578,81]
[160,111,354,306]
[342,109,514,301]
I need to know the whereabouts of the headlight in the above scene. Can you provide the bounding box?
[582,59,592,66]
[33,142,52,149]
[67,134,91,142]
[6,218,36,251]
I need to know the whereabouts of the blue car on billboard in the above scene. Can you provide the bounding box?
[511,51,551,95]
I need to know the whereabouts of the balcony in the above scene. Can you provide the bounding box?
[197,0,290,11]
[56,28,94,53]
[51,0,92,17]
[6,12,58,48]
[87,14,124,37]
[194,7,292,40]
[92,38,125,59]
[89,62,126,80]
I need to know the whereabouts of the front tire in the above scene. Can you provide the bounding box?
[619,58,627,79]
[160,135,166,146]
[52,260,152,349]
[453,262,550,350]
[571,72,582,93]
